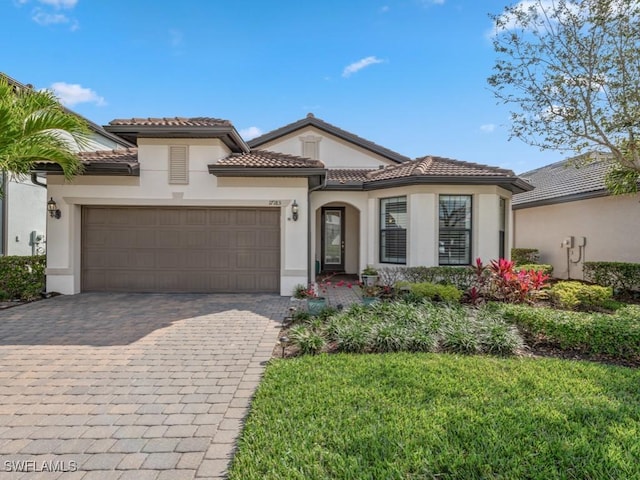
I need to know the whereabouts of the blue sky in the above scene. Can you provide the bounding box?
[3,0,566,173]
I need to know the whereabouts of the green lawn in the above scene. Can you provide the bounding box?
[229,354,640,480]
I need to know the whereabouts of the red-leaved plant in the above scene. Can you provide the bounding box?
[466,258,549,304]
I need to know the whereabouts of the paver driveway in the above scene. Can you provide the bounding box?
[0,293,288,479]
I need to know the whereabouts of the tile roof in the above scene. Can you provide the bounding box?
[327,169,375,184]
[513,155,613,207]
[109,117,232,127]
[215,150,324,168]
[77,148,139,164]
[324,157,529,192]
[247,113,410,164]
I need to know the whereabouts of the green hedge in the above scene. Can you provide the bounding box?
[511,248,540,265]
[0,255,46,300]
[498,303,640,358]
[402,266,475,290]
[397,282,462,303]
[514,264,553,275]
[583,261,640,294]
[549,281,612,310]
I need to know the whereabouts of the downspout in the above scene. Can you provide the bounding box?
[1,172,7,256]
[31,172,47,188]
[307,173,328,284]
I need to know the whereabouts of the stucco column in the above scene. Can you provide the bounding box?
[409,193,437,266]
[476,194,499,262]
[367,197,376,266]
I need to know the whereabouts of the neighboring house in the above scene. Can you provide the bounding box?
[0,74,133,257]
[39,113,531,296]
[513,156,640,280]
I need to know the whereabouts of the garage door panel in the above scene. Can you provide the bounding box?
[236,231,257,248]
[82,207,280,293]
[208,210,231,225]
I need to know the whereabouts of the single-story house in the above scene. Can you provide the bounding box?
[513,155,640,279]
[39,113,532,296]
[0,73,133,257]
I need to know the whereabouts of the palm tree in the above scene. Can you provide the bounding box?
[0,75,89,189]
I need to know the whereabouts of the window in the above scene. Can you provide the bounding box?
[380,196,407,264]
[439,195,472,265]
[499,198,507,259]
[169,146,188,184]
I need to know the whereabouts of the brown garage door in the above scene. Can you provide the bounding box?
[82,207,280,293]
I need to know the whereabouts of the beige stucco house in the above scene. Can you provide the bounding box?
[513,157,640,279]
[39,114,531,296]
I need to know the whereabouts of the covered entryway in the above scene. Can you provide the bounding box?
[82,206,280,293]
[315,202,361,276]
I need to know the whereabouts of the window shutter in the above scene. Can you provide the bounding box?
[169,146,188,184]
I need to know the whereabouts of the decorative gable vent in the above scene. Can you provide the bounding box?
[300,135,321,160]
[169,146,189,184]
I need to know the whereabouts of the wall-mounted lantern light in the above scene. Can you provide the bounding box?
[291,200,299,221]
[47,197,61,219]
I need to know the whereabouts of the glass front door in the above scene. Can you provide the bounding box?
[321,207,345,272]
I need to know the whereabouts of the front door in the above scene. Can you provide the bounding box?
[321,207,345,272]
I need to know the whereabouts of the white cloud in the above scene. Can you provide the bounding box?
[239,126,263,140]
[39,0,77,8]
[49,82,106,107]
[480,123,496,133]
[169,29,183,48]
[342,56,384,78]
[32,9,68,25]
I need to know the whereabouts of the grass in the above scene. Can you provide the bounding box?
[229,354,640,480]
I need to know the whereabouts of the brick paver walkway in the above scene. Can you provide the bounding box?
[0,293,288,479]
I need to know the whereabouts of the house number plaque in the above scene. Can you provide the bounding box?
[268,200,282,206]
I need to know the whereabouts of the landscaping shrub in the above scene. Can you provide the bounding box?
[583,261,640,295]
[514,263,553,275]
[293,302,523,357]
[397,281,462,303]
[289,325,325,355]
[468,258,549,304]
[511,248,540,265]
[549,281,613,310]
[0,255,46,300]
[403,266,476,290]
[498,303,640,358]
[440,316,480,354]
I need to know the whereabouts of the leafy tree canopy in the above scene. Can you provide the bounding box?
[0,75,89,191]
[488,0,640,194]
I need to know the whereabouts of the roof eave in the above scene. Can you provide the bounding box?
[104,125,250,153]
[360,176,533,193]
[33,162,140,177]
[513,189,610,210]
[208,166,327,178]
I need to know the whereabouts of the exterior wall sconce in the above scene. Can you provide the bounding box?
[47,197,61,219]
[291,200,299,221]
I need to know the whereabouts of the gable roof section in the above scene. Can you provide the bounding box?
[1,73,134,149]
[34,148,140,176]
[105,117,249,153]
[325,156,532,193]
[513,156,614,209]
[247,113,410,164]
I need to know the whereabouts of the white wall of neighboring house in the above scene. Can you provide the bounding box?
[6,178,47,256]
[514,194,640,279]
[46,137,310,296]
[2,127,127,258]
